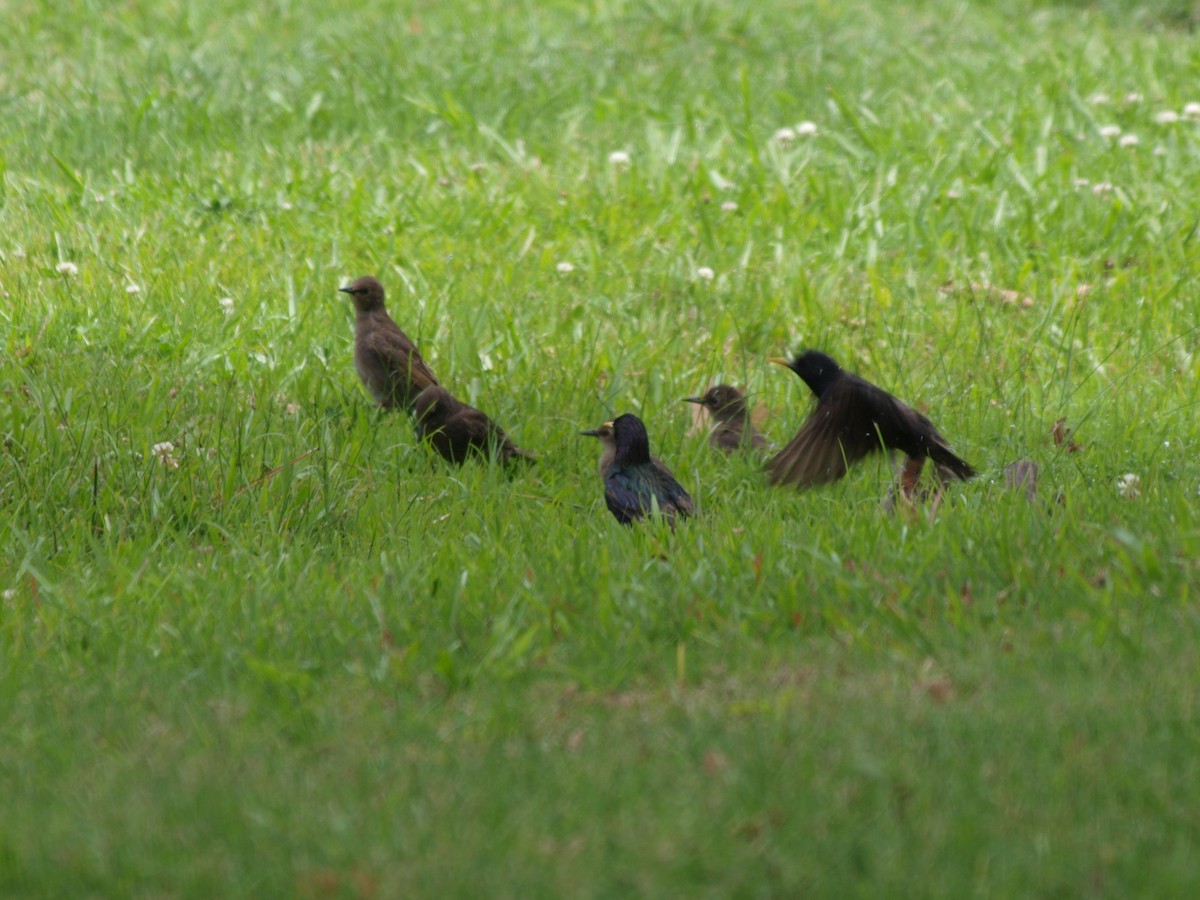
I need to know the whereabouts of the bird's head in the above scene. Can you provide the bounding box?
[413,386,456,423]
[770,350,841,398]
[338,275,386,313]
[683,384,746,422]
[609,413,653,465]
[579,421,616,448]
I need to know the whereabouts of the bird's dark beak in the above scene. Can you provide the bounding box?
[338,286,353,294]
[682,397,704,405]
[579,429,602,438]
[768,356,791,369]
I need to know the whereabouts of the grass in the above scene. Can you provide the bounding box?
[2,0,1199,894]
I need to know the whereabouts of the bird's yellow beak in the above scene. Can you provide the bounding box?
[768,357,791,368]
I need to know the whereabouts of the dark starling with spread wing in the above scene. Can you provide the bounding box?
[413,386,534,465]
[581,414,694,525]
[339,275,440,411]
[766,350,975,488]
[683,384,770,453]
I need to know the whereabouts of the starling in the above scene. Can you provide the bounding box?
[581,414,694,525]
[339,275,440,410]
[412,386,534,465]
[683,384,770,452]
[766,350,975,488]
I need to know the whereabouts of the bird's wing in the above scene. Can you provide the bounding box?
[651,461,694,517]
[363,327,440,393]
[603,471,645,525]
[852,377,976,479]
[765,384,874,487]
[766,412,849,485]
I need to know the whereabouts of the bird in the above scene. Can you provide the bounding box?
[766,350,975,490]
[683,384,770,452]
[581,414,694,526]
[412,386,534,465]
[339,275,440,411]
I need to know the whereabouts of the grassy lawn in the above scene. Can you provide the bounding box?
[2,0,1199,894]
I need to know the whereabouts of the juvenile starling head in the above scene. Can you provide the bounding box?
[767,348,975,488]
[338,275,387,313]
[580,421,618,476]
[683,384,747,424]
[683,384,770,453]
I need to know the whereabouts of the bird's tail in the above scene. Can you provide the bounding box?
[929,444,975,480]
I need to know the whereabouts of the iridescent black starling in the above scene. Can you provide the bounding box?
[581,414,694,525]
[339,275,440,410]
[683,384,769,453]
[413,386,534,465]
[767,350,975,488]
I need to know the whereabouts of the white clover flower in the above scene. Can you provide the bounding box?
[1098,124,1121,139]
[479,353,494,372]
[285,402,299,416]
[219,297,234,315]
[280,200,294,211]
[56,261,78,276]
[1118,134,1139,147]
[1074,178,1091,188]
[1154,146,1166,157]
[95,194,106,203]
[696,266,715,281]
[720,201,738,212]
[607,150,631,166]
[1089,93,1110,105]
[2,588,14,601]
[125,283,141,294]
[1117,472,1141,499]
[772,127,796,144]
[1125,91,1143,103]
[946,189,962,200]
[152,441,180,469]
[1154,110,1180,124]
[1092,182,1114,195]
[795,121,818,137]
[556,261,575,274]
[1184,102,1200,119]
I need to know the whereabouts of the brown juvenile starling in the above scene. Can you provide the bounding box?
[767,350,975,488]
[581,414,694,526]
[683,384,770,453]
[412,386,534,465]
[339,275,439,410]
